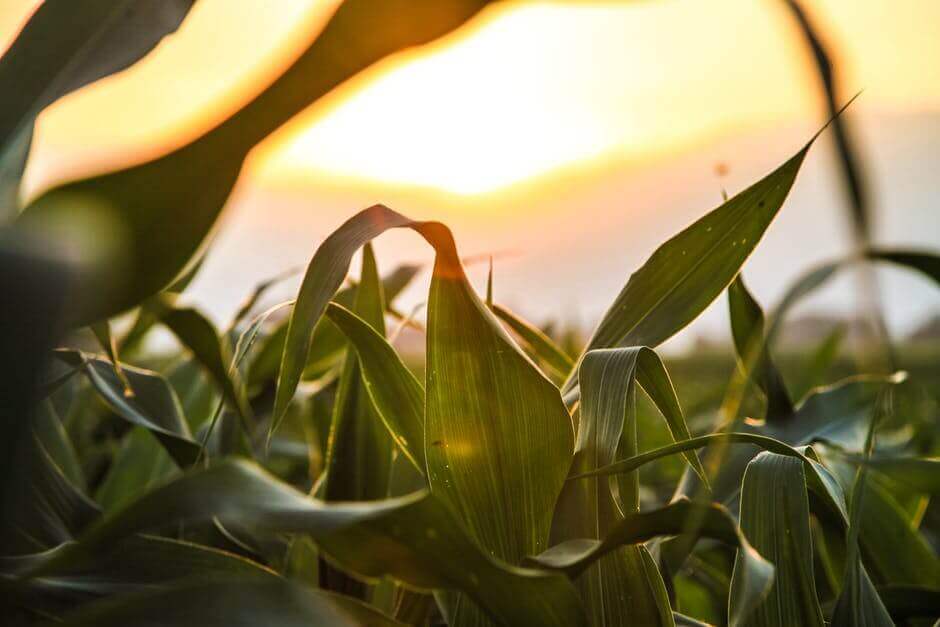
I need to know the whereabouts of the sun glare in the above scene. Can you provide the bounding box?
[5,0,940,200]
[264,6,621,195]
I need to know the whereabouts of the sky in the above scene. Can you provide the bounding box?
[2,0,939,345]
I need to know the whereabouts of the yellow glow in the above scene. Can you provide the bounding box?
[256,0,940,196]
[2,0,940,199]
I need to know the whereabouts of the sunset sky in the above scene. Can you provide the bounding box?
[2,0,939,342]
[3,0,938,198]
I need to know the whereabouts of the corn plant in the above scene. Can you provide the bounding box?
[0,2,938,626]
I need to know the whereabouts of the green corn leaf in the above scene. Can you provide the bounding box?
[89,320,133,396]
[727,275,793,420]
[855,479,940,586]
[320,243,393,501]
[152,301,253,429]
[54,350,200,467]
[768,373,907,452]
[765,248,940,345]
[244,263,418,389]
[792,326,846,400]
[324,302,425,472]
[819,449,940,588]
[530,499,773,627]
[832,391,895,626]
[249,315,347,390]
[573,433,805,481]
[492,304,574,379]
[2,434,100,555]
[573,433,848,524]
[269,206,575,626]
[33,401,84,491]
[729,452,825,627]
[421,221,574,626]
[272,206,415,429]
[835,455,940,495]
[634,350,710,488]
[95,428,178,514]
[551,348,675,626]
[0,0,195,217]
[873,585,940,623]
[3,535,275,614]
[317,243,392,596]
[15,0,493,326]
[53,579,390,627]
[865,249,940,286]
[564,142,814,394]
[26,460,587,627]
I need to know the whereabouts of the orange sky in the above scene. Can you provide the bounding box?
[3,1,940,343]
[3,0,940,203]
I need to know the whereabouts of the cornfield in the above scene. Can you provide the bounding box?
[1,2,937,626]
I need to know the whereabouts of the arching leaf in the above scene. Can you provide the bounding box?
[26,460,587,627]
[530,499,773,627]
[54,350,200,467]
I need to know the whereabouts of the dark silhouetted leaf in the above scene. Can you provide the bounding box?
[27,460,587,627]
[16,1,493,325]
[0,0,195,216]
[728,275,793,420]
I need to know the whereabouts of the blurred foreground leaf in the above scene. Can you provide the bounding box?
[0,0,195,217]
[16,0,492,325]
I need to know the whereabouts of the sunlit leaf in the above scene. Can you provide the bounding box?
[320,243,393,501]
[565,143,814,394]
[324,303,425,472]
[267,206,575,622]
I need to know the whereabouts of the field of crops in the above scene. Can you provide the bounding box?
[1,2,938,626]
